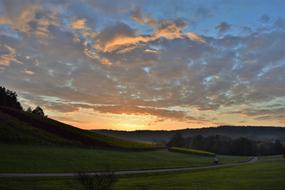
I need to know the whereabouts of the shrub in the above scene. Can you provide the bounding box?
[77,171,117,190]
[32,106,45,117]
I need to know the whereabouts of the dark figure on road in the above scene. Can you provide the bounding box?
[213,156,219,165]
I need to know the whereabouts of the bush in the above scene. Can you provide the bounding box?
[77,171,117,190]
[32,106,45,117]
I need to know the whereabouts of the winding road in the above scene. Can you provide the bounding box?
[0,157,258,178]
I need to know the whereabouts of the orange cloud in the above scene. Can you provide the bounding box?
[186,32,206,43]
[23,69,35,75]
[0,5,60,40]
[94,105,188,122]
[0,17,9,24]
[34,18,51,39]
[0,45,21,66]
[1,5,41,33]
[100,57,112,65]
[94,14,205,53]
[71,18,87,30]
[153,20,186,40]
[131,8,157,28]
[95,35,153,52]
[33,10,59,39]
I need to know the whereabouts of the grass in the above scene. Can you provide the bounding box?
[0,111,75,145]
[0,107,159,150]
[0,157,283,190]
[0,177,80,190]
[0,144,249,173]
[168,147,216,157]
[115,158,285,190]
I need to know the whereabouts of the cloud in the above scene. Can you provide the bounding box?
[92,8,205,53]
[45,102,80,113]
[29,9,60,39]
[94,22,137,52]
[94,20,205,53]
[94,105,188,121]
[0,17,9,25]
[0,45,21,66]
[193,6,213,20]
[131,7,187,34]
[215,22,231,33]
[274,18,285,29]
[186,32,206,43]
[259,14,270,23]
[0,1,62,41]
[71,18,87,30]
[0,3,41,33]
[153,19,187,40]
[22,69,34,75]
[130,7,157,27]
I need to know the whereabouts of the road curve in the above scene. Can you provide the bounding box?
[0,157,258,178]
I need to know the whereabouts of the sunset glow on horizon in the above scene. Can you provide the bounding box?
[1,0,285,130]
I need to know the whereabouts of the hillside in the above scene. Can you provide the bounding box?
[0,106,158,150]
[94,126,285,144]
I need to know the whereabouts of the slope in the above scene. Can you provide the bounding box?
[0,106,158,150]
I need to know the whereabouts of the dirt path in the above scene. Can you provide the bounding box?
[0,157,258,178]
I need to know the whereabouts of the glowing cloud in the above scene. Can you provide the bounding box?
[0,45,21,66]
[186,32,206,43]
[71,18,87,30]
[23,69,35,75]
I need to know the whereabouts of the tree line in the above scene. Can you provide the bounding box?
[0,86,22,110]
[167,133,285,156]
[0,86,45,117]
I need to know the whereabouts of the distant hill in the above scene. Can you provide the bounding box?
[0,106,159,150]
[93,126,285,144]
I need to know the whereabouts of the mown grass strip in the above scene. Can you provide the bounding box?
[168,147,216,157]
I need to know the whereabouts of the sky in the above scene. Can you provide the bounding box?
[0,0,285,130]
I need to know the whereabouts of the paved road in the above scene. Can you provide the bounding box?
[0,157,258,178]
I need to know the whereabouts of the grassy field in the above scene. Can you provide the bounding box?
[0,156,284,190]
[0,144,249,173]
[115,158,285,190]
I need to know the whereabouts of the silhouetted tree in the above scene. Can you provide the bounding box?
[26,107,32,113]
[0,86,22,110]
[32,106,45,117]
[230,137,255,155]
[191,135,205,150]
[185,134,284,156]
[167,133,186,147]
[274,140,284,154]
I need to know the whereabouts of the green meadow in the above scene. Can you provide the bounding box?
[0,144,248,173]
[115,157,285,190]
[0,155,284,190]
